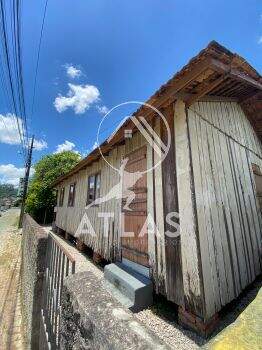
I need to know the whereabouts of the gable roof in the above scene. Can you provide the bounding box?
[52,41,262,187]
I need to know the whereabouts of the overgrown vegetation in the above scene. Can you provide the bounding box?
[0,184,17,200]
[25,151,81,224]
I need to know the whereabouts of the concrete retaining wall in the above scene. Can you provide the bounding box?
[21,214,48,349]
[60,271,170,350]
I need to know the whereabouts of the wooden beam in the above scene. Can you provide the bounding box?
[165,93,239,105]
[239,91,262,104]
[230,68,262,91]
[186,74,228,107]
[52,56,261,188]
[105,58,214,148]
[210,58,262,91]
[199,96,238,102]
[167,57,214,96]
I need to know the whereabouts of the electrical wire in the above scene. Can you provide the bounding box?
[31,0,49,119]
[0,0,28,162]
[0,0,49,165]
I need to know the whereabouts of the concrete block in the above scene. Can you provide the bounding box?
[104,263,153,312]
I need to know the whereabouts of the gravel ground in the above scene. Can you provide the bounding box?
[44,228,261,350]
[136,308,204,349]
[0,209,27,349]
[136,276,261,349]
[0,209,20,252]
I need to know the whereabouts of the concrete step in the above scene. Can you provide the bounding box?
[104,262,153,312]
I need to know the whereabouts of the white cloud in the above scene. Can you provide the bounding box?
[33,139,48,151]
[92,141,98,150]
[0,114,48,151]
[97,105,109,115]
[54,140,76,154]
[0,114,23,145]
[66,65,82,79]
[54,84,100,114]
[0,164,35,187]
[258,36,262,44]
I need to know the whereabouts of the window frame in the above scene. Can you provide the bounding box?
[55,189,58,206]
[252,163,262,211]
[67,183,76,207]
[59,187,65,207]
[86,172,101,205]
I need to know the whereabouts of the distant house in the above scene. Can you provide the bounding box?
[0,197,14,210]
[52,42,262,332]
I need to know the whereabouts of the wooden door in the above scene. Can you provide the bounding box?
[121,146,149,267]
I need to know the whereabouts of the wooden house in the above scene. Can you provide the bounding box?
[52,41,262,333]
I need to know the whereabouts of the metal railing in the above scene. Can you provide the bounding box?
[41,233,76,349]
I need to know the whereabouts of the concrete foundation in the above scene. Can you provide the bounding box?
[178,306,219,337]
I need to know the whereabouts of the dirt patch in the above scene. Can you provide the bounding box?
[0,210,27,349]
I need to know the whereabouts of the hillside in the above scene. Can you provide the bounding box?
[0,184,17,200]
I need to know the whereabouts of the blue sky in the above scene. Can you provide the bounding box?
[0,0,261,185]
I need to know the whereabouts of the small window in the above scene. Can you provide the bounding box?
[252,163,262,211]
[87,173,101,205]
[95,173,101,199]
[55,189,58,205]
[68,183,76,207]
[59,187,65,207]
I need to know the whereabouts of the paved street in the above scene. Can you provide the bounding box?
[0,209,27,349]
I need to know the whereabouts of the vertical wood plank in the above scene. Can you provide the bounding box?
[175,99,204,317]
[162,104,184,305]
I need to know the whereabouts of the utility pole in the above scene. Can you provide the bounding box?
[18,136,34,228]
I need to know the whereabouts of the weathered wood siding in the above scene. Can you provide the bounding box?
[55,99,261,317]
[55,129,169,293]
[161,104,184,305]
[56,133,146,261]
[174,100,204,316]
[56,129,163,270]
[188,101,262,319]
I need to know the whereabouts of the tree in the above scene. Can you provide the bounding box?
[0,184,17,199]
[25,151,81,223]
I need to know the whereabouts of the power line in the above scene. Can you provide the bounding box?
[13,0,28,147]
[31,0,49,119]
[0,0,49,161]
[18,0,49,226]
[0,0,28,160]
